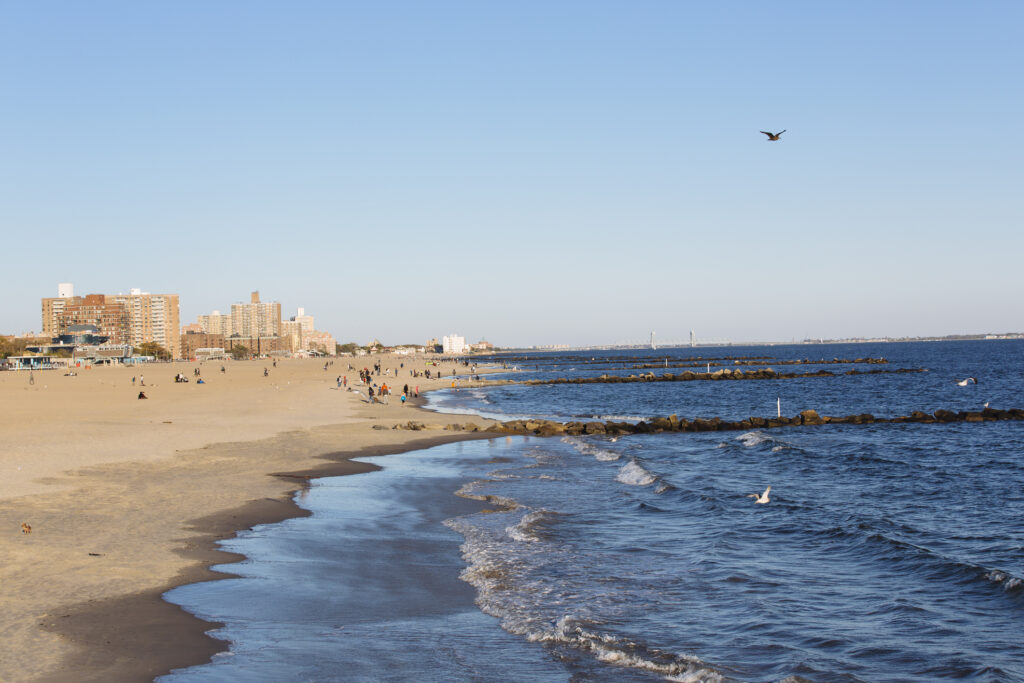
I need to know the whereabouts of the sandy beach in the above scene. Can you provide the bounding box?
[0,355,496,682]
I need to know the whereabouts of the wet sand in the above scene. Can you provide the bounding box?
[0,355,495,682]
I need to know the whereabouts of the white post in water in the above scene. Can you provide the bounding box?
[777,397,781,418]
[707,362,710,373]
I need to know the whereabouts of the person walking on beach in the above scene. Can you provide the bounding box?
[343,376,347,387]
[140,374,145,386]
[29,371,34,386]
[401,392,407,405]
[368,385,375,403]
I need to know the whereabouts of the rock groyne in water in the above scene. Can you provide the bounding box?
[520,367,926,386]
[629,357,889,370]
[386,407,1024,437]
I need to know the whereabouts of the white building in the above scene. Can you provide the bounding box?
[291,307,314,334]
[442,334,467,354]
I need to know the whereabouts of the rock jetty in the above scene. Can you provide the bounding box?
[386,407,1023,437]
[629,357,889,370]
[521,367,925,386]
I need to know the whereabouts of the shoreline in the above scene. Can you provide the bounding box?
[0,356,500,682]
[40,430,497,683]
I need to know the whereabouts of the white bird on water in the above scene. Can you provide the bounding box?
[748,486,771,504]
[956,377,978,386]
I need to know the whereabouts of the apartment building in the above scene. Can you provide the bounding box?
[41,284,182,358]
[111,289,181,359]
[231,291,281,338]
[197,311,233,337]
[40,282,76,337]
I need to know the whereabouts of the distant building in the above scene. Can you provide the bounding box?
[224,334,286,357]
[194,347,227,361]
[301,330,336,356]
[280,319,303,353]
[231,291,281,338]
[58,294,129,345]
[111,290,181,359]
[41,284,181,358]
[442,334,467,354]
[470,340,494,352]
[291,307,314,334]
[181,331,225,360]
[197,310,233,337]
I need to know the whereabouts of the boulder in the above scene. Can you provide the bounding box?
[537,422,566,436]
[800,409,825,426]
[650,417,672,432]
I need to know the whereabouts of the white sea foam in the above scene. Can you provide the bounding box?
[617,460,658,487]
[527,616,722,682]
[561,436,622,461]
[446,508,722,683]
[737,431,770,447]
[737,431,791,452]
[506,509,559,543]
[469,388,493,404]
[985,570,1024,592]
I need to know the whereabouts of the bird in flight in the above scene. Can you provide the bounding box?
[760,130,786,141]
[748,486,771,504]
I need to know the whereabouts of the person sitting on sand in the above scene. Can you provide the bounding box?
[197,378,205,384]
[138,391,148,399]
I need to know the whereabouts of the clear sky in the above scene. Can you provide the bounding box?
[2,2,1021,347]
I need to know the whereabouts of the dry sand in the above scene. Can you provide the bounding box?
[0,355,497,682]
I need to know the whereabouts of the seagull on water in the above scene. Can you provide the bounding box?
[748,486,771,504]
[760,130,786,141]
[956,377,978,386]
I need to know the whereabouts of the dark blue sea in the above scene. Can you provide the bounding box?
[163,341,1024,682]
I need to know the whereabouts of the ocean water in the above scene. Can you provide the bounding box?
[164,341,1024,682]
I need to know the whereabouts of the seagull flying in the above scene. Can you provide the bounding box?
[760,130,786,141]
[956,377,978,386]
[748,486,771,504]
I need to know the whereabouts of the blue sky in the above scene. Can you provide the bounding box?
[1,2,1021,346]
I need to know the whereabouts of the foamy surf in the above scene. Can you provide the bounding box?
[506,509,560,543]
[985,570,1024,592]
[736,430,792,452]
[617,459,658,487]
[561,436,622,461]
